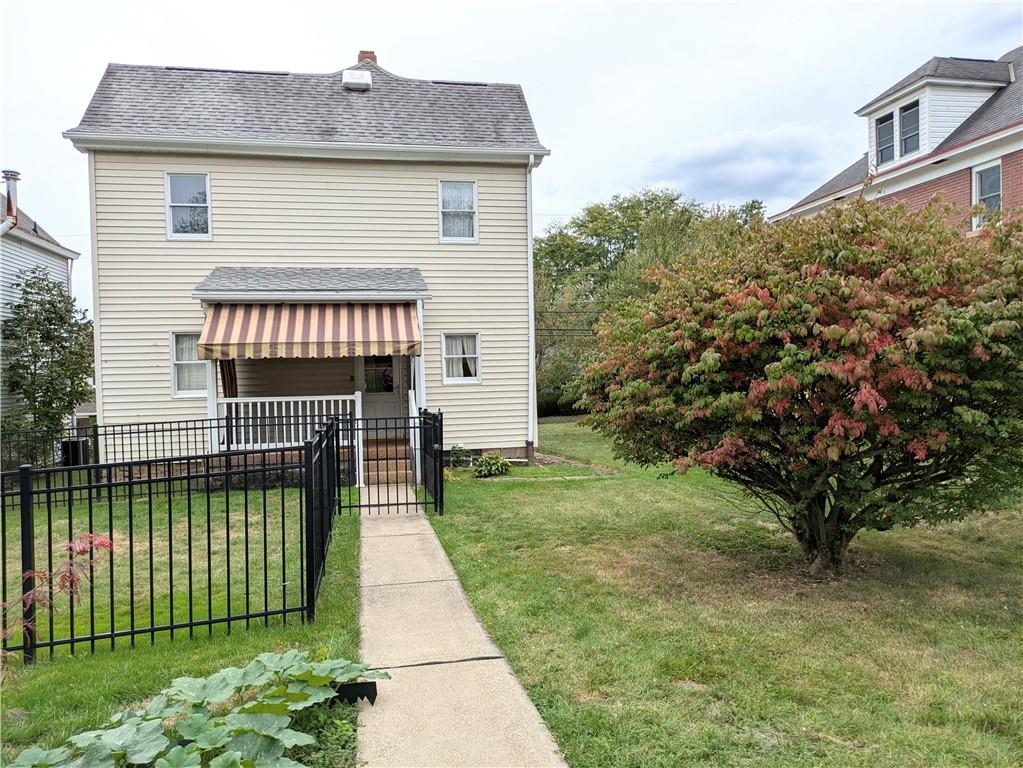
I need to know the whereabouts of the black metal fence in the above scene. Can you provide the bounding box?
[1,411,443,663]
[2,424,342,664]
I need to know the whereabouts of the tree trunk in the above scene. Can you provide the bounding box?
[791,502,856,573]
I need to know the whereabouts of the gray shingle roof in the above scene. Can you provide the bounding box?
[67,61,547,153]
[193,267,429,300]
[857,54,1012,114]
[1,193,79,255]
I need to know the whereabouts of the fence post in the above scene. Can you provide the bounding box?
[303,440,316,623]
[19,464,36,664]
[91,423,102,499]
[435,411,444,515]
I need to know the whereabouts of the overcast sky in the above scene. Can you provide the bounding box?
[2,0,1020,314]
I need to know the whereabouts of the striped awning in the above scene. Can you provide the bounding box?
[198,302,421,360]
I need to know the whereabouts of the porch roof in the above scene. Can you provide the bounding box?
[192,266,430,303]
[198,301,421,360]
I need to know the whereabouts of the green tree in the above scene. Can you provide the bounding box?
[2,267,94,431]
[580,201,1023,571]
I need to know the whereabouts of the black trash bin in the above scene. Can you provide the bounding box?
[61,437,90,467]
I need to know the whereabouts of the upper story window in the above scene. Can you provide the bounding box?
[171,332,207,397]
[973,161,1001,229]
[439,181,477,243]
[875,114,895,165]
[166,173,211,239]
[899,101,920,155]
[442,333,480,384]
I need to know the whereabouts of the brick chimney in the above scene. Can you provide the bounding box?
[358,50,377,65]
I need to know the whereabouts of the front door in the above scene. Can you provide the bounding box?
[360,355,402,427]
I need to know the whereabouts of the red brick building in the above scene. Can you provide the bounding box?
[775,46,1022,227]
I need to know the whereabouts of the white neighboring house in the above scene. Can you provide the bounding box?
[65,51,548,458]
[1,171,81,415]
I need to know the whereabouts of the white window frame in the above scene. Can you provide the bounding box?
[972,159,1002,230]
[438,180,479,244]
[165,172,213,240]
[898,100,921,157]
[170,331,207,398]
[441,332,482,385]
[875,113,895,166]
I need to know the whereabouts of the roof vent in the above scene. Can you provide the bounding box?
[342,69,372,91]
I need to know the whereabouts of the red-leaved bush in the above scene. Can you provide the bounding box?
[580,200,1023,570]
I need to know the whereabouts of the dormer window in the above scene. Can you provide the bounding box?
[876,114,895,165]
[900,101,920,155]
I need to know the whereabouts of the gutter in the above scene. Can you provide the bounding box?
[525,153,537,459]
[1,169,19,235]
[63,131,550,166]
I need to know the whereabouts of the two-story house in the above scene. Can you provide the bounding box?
[775,45,1022,223]
[1,170,80,415]
[65,51,548,459]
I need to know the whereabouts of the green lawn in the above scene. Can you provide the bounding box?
[1,501,360,764]
[432,418,1023,768]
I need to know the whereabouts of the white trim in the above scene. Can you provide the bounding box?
[170,330,208,398]
[438,180,479,244]
[856,77,1005,116]
[525,155,537,449]
[64,131,550,166]
[972,158,1002,230]
[165,172,212,241]
[193,289,431,303]
[441,331,482,385]
[88,151,104,428]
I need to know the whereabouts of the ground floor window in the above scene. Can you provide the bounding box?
[973,161,1001,229]
[442,333,480,383]
[172,332,206,396]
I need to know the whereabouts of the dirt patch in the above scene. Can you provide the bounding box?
[534,452,616,476]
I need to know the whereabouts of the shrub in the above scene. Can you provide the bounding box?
[10,650,387,768]
[473,454,511,478]
[580,201,1023,571]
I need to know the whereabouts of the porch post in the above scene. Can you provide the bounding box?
[206,359,218,452]
[354,390,364,487]
[416,298,427,410]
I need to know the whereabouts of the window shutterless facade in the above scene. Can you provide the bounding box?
[973,161,1002,229]
[875,114,895,165]
[439,181,477,242]
[899,101,920,155]
[166,173,211,239]
[442,333,481,384]
[171,332,207,397]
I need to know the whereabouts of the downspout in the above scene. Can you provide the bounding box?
[525,154,537,462]
[1,169,20,235]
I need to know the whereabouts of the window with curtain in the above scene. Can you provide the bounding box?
[442,333,480,383]
[167,173,211,237]
[440,181,477,241]
[899,101,920,155]
[875,114,895,165]
[172,332,207,396]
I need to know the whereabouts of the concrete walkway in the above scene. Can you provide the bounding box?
[358,512,567,768]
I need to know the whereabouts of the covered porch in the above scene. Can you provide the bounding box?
[193,267,431,471]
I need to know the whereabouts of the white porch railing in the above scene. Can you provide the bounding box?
[214,393,362,450]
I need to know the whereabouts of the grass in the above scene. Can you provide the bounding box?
[1,494,360,764]
[431,418,1023,768]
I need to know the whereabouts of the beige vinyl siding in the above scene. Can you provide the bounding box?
[1,234,72,413]
[91,152,529,449]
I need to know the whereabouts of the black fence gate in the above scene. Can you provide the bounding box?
[335,409,444,516]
